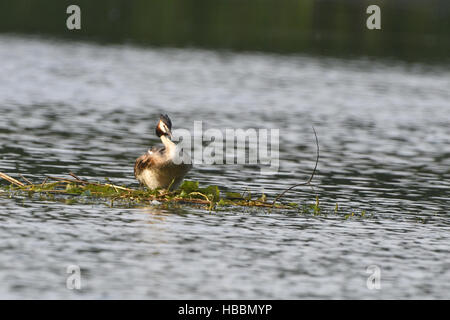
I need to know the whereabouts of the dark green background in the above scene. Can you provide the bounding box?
[0,0,449,62]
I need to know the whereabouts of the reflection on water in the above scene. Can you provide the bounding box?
[0,35,449,299]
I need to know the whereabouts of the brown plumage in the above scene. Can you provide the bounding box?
[134,115,192,190]
[134,148,158,176]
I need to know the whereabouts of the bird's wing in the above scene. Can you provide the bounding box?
[134,147,166,178]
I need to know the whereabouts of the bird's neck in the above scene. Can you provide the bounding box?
[161,135,176,152]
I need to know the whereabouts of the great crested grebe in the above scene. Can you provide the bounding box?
[134,114,192,190]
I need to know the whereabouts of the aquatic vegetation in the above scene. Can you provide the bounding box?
[0,171,289,210]
[0,171,372,218]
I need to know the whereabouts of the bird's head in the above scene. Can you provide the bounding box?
[155,114,173,139]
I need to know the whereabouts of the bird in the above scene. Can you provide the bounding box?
[134,114,192,190]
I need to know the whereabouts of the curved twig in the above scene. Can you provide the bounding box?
[271,126,319,206]
[188,191,211,202]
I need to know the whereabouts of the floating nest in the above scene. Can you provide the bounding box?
[0,171,371,219]
[0,171,299,211]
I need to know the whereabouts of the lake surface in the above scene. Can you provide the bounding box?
[0,34,449,299]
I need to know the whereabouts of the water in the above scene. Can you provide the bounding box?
[0,34,449,299]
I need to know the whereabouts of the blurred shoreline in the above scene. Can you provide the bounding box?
[1,0,449,63]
